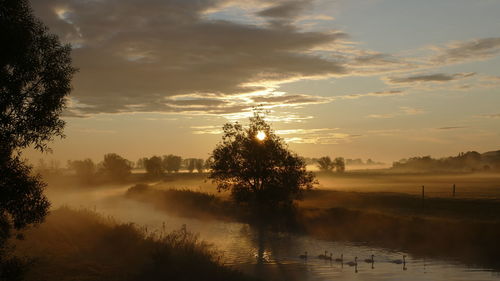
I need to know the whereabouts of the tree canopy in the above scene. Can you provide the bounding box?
[1,0,75,274]
[144,156,164,177]
[67,159,96,183]
[163,154,182,173]
[316,156,345,173]
[317,156,335,172]
[0,0,76,153]
[208,112,315,208]
[101,153,132,181]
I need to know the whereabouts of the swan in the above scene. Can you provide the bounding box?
[346,256,358,266]
[364,254,375,263]
[391,255,406,264]
[335,254,343,262]
[318,250,328,259]
[299,251,308,259]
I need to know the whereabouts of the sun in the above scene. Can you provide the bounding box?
[256,131,266,141]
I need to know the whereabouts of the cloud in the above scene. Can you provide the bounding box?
[32,0,346,116]
[399,106,425,115]
[476,113,500,119]
[353,53,406,66]
[192,124,361,144]
[67,91,332,119]
[283,133,360,144]
[191,125,223,134]
[273,127,360,144]
[436,126,467,130]
[367,106,425,119]
[276,128,336,135]
[284,133,359,144]
[250,93,332,105]
[190,124,360,144]
[343,90,404,99]
[366,113,395,119]
[432,37,500,64]
[257,0,312,20]
[32,1,500,119]
[386,72,476,84]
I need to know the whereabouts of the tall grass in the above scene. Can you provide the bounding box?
[12,207,259,281]
[126,184,233,220]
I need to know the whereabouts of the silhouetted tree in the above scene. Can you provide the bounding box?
[317,156,335,172]
[1,0,75,276]
[144,156,164,177]
[208,112,316,208]
[100,153,132,181]
[136,157,148,169]
[195,159,205,173]
[186,158,196,173]
[334,157,346,173]
[204,158,213,170]
[163,154,182,173]
[67,159,96,183]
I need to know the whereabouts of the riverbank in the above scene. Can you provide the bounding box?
[125,184,500,270]
[10,207,261,281]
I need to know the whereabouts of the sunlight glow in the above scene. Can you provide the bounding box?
[256,131,266,141]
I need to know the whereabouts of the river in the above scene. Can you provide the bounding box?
[47,184,500,281]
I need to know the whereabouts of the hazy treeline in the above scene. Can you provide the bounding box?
[37,153,211,183]
[136,156,208,175]
[305,157,383,168]
[315,156,346,173]
[345,158,384,166]
[392,150,500,173]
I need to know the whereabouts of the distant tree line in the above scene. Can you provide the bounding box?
[67,153,133,183]
[345,158,384,166]
[392,150,500,173]
[303,157,383,167]
[316,156,346,173]
[137,155,208,176]
[63,153,211,183]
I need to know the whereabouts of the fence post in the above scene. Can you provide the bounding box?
[422,185,425,209]
[452,184,456,197]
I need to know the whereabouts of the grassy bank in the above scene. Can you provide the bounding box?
[125,184,500,270]
[299,208,500,268]
[12,207,260,281]
[301,189,500,221]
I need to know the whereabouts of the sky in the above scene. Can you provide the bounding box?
[27,0,500,165]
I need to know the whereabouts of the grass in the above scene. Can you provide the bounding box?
[12,207,260,281]
[125,184,233,220]
[301,189,500,221]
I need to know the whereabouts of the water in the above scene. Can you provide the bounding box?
[48,185,500,281]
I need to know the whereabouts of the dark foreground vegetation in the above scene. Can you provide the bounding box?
[11,207,259,281]
[126,184,500,270]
